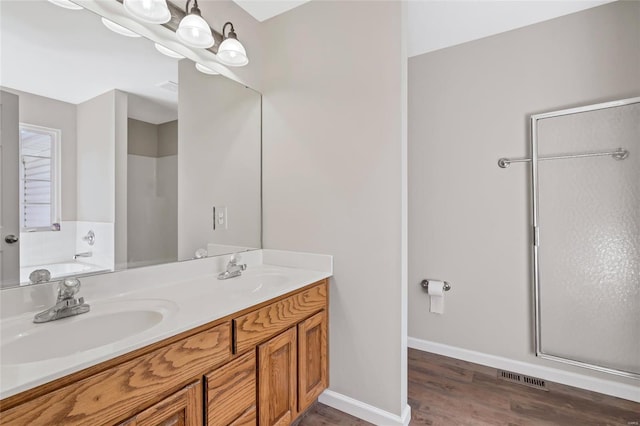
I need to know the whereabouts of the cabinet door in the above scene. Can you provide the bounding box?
[120,381,202,426]
[228,406,256,426]
[298,310,328,412]
[258,327,297,426]
[205,351,256,426]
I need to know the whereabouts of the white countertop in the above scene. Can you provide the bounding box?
[0,250,332,400]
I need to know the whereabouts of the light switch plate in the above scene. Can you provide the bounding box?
[213,206,227,230]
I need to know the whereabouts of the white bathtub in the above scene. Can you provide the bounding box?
[20,262,109,284]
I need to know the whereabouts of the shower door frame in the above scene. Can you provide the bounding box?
[530,96,640,379]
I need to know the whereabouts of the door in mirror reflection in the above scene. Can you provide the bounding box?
[1,91,21,287]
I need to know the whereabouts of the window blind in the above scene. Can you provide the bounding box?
[19,128,55,230]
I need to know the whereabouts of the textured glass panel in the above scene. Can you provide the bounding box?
[537,102,639,375]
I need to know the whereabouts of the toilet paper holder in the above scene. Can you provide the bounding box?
[420,279,451,292]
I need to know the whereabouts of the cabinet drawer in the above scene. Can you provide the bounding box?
[233,281,327,354]
[205,351,256,426]
[119,380,202,426]
[1,323,231,426]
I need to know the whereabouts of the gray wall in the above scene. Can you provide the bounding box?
[262,1,407,417]
[77,91,116,223]
[114,90,128,270]
[128,118,158,157]
[178,60,261,260]
[127,118,178,266]
[158,120,178,157]
[408,1,639,386]
[76,90,128,268]
[4,88,77,221]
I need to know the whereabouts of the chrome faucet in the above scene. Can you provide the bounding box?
[33,278,90,323]
[73,251,92,260]
[217,254,247,280]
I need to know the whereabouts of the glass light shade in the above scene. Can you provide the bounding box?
[155,43,185,59]
[123,0,171,24]
[101,18,141,38]
[195,63,219,75]
[177,14,214,48]
[47,0,83,10]
[217,38,248,67]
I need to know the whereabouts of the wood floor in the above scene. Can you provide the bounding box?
[297,348,640,425]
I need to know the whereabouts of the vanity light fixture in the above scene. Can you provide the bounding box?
[101,18,142,38]
[177,0,215,49]
[123,0,171,24]
[195,63,219,75]
[47,0,83,10]
[154,43,185,59]
[217,22,248,67]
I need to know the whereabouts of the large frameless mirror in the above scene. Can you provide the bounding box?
[0,0,261,289]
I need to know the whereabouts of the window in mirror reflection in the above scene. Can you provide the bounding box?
[19,124,61,232]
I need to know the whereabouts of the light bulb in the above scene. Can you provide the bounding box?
[217,37,248,67]
[123,0,171,24]
[177,14,214,48]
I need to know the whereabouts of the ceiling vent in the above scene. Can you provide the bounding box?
[156,80,178,93]
[497,370,548,391]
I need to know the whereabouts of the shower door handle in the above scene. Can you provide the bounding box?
[4,234,19,244]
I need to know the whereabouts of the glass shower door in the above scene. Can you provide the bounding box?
[532,98,640,378]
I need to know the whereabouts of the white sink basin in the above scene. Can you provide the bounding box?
[228,271,291,294]
[0,299,177,365]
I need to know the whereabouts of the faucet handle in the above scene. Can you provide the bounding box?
[229,253,242,264]
[59,278,81,299]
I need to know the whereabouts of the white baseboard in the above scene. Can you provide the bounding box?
[408,337,640,403]
[319,389,412,426]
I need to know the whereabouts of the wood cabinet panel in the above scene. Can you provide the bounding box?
[228,406,256,426]
[298,310,328,413]
[205,350,256,426]
[0,323,230,426]
[119,381,202,426]
[1,280,330,426]
[234,282,327,354]
[258,328,297,426]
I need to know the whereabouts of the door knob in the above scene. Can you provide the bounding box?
[4,234,19,244]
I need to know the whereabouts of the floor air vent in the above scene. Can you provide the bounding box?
[497,370,548,391]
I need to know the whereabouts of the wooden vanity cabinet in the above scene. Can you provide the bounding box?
[0,279,329,426]
[0,323,231,426]
[255,295,328,426]
[205,351,256,426]
[297,310,328,413]
[258,327,298,426]
[120,381,203,426]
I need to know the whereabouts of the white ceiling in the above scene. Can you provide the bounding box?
[1,0,616,115]
[407,0,615,57]
[230,0,615,57]
[0,0,179,124]
[231,0,312,22]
